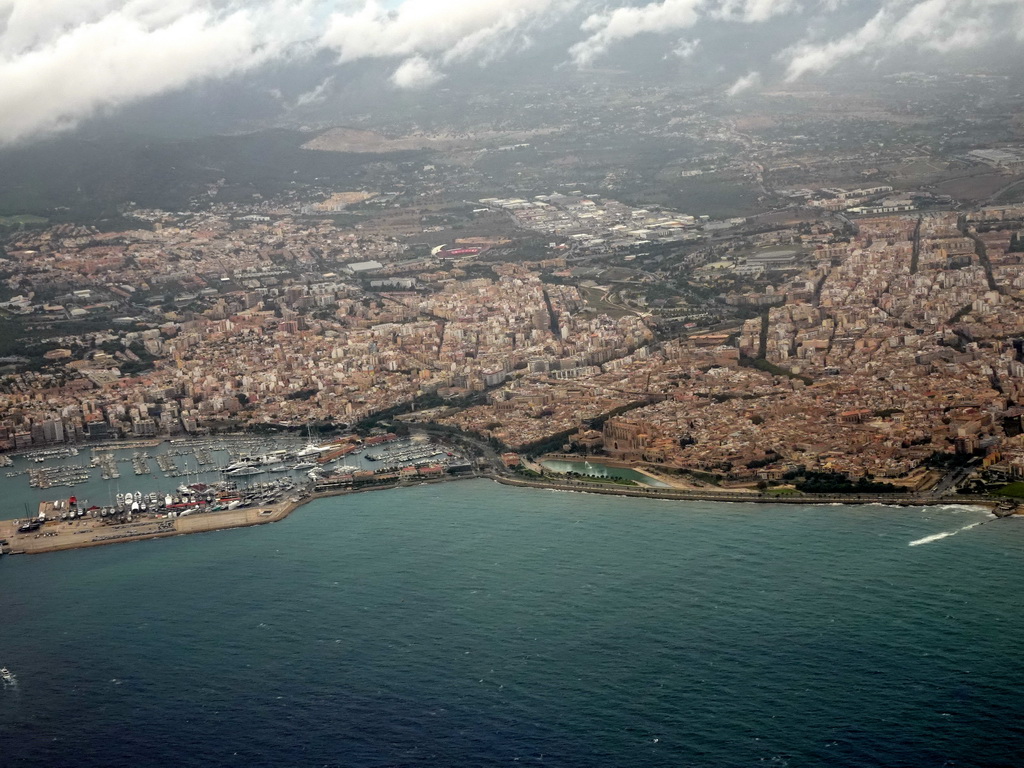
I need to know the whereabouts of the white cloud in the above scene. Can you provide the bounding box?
[570,0,797,67]
[0,0,581,145]
[670,37,701,59]
[292,76,335,108]
[713,0,800,23]
[320,0,571,66]
[570,0,704,67]
[781,0,1024,81]
[726,69,760,95]
[0,0,1022,146]
[391,55,444,89]
[0,0,321,145]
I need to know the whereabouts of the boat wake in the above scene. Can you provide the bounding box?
[1,666,17,689]
[909,521,984,546]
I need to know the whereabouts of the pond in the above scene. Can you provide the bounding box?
[540,459,672,487]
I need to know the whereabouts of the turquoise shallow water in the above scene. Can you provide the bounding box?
[2,480,1024,767]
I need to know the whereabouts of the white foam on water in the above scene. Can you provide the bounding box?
[909,530,956,546]
[909,520,984,546]
[935,504,989,514]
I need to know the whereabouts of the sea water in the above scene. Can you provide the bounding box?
[2,481,1024,767]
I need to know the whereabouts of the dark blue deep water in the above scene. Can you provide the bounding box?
[3,481,1024,767]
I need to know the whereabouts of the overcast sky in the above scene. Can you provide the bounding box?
[2,0,1023,145]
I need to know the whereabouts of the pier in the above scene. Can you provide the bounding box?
[0,498,300,555]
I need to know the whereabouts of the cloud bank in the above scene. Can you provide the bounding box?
[0,0,320,144]
[0,0,1021,145]
[781,0,1024,81]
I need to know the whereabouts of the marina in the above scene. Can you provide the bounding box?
[0,433,473,555]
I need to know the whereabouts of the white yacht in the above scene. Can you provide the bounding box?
[227,466,263,477]
[295,442,328,459]
[224,458,258,472]
[260,450,289,465]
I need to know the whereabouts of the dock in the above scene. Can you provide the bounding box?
[0,500,298,555]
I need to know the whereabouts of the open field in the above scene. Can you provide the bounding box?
[578,285,635,319]
[303,126,563,154]
[994,482,1024,499]
[303,127,440,153]
[0,214,48,226]
[992,178,1024,205]
[935,171,1022,203]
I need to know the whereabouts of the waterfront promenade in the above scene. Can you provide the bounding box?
[493,473,1003,508]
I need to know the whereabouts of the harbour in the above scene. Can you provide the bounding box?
[0,430,1019,559]
[1,496,299,555]
[0,432,475,556]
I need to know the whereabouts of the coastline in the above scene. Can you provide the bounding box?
[0,469,1010,557]
[0,475,473,556]
[0,498,299,556]
[492,472,1003,509]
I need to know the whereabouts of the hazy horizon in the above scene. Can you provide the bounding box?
[2,0,1024,147]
